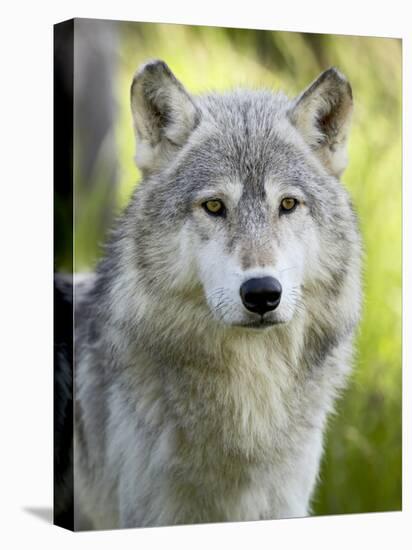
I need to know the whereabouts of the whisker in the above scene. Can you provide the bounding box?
[279,265,298,275]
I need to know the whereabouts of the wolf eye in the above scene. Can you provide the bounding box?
[202,199,226,217]
[280,197,298,213]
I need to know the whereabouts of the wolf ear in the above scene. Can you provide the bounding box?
[131,60,200,173]
[288,68,353,178]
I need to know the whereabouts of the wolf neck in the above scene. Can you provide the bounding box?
[124,294,304,449]
[130,289,306,374]
[101,267,336,460]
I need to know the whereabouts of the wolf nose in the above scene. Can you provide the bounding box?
[240,277,282,316]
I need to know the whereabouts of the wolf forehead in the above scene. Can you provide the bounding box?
[181,92,315,186]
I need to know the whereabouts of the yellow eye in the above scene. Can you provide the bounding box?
[280,197,298,213]
[203,200,226,216]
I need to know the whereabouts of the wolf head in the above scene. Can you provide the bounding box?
[126,60,358,331]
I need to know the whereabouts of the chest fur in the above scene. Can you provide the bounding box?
[161,335,312,465]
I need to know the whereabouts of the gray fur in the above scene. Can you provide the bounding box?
[73,61,362,529]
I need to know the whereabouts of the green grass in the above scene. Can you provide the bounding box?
[74,22,402,515]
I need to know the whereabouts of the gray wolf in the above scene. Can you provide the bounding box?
[71,60,362,529]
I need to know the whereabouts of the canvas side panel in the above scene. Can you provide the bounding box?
[53,18,74,532]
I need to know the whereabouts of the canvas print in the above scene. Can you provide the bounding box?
[54,18,402,531]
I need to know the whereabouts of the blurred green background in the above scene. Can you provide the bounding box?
[71,20,402,516]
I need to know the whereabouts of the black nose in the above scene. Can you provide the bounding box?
[240,277,282,316]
